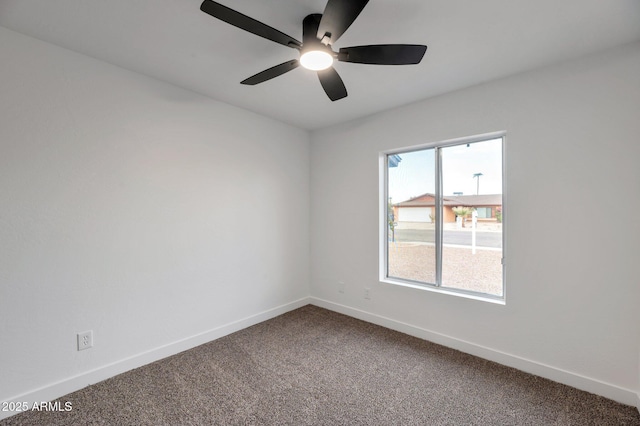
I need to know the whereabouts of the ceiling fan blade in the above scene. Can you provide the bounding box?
[241,60,300,85]
[317,67,348,101]
[338,44,427,65]
[200,1,302,49]
[317,0,369,45]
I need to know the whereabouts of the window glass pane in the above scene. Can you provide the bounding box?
[387,149,436,284]
[440,139,503,296]
[477,207,491,218]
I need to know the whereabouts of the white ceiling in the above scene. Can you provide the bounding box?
[1,0,639,130]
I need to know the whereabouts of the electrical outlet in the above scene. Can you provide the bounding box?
[338,281,345,293]
[77,330,93,351]
[364,288,371,300]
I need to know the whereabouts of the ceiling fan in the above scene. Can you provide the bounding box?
[200,0,427,101]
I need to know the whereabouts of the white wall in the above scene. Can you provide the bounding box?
[310,41,640,405]
[0,26,310,413]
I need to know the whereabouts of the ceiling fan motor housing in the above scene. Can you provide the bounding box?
[300,14,335,70]
[303,14,332,54]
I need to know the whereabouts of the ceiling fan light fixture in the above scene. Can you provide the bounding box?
[300,50,334,71]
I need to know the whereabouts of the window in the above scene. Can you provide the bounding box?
[382,134,505,301]
[476,207,492,219]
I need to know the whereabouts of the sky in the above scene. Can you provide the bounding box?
[388,138,502,203]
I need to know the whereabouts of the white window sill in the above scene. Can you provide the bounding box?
[380,277,506,305]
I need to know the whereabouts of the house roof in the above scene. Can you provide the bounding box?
[394,193,501,207]
[449,194,502,206]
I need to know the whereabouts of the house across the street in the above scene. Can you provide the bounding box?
[393,193,502,229]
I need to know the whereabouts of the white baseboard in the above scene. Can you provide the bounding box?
[0,297,311,421]
[309,297,639,408]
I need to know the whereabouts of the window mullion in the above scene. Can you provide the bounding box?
[384,154,390,280]
[435,147,443,287]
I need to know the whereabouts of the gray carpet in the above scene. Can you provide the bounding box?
[2,305,639,425]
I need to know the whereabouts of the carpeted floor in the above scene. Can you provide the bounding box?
[2,305,639,425]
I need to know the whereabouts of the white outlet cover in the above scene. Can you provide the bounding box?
[77,330,93,351]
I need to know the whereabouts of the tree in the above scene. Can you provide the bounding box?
[452,206,473,228]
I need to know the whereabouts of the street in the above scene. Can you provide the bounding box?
[392,228,502,248]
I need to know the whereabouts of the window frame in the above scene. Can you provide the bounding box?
[379,131,507,304]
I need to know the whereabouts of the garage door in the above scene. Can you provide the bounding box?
[398,207,432,222]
